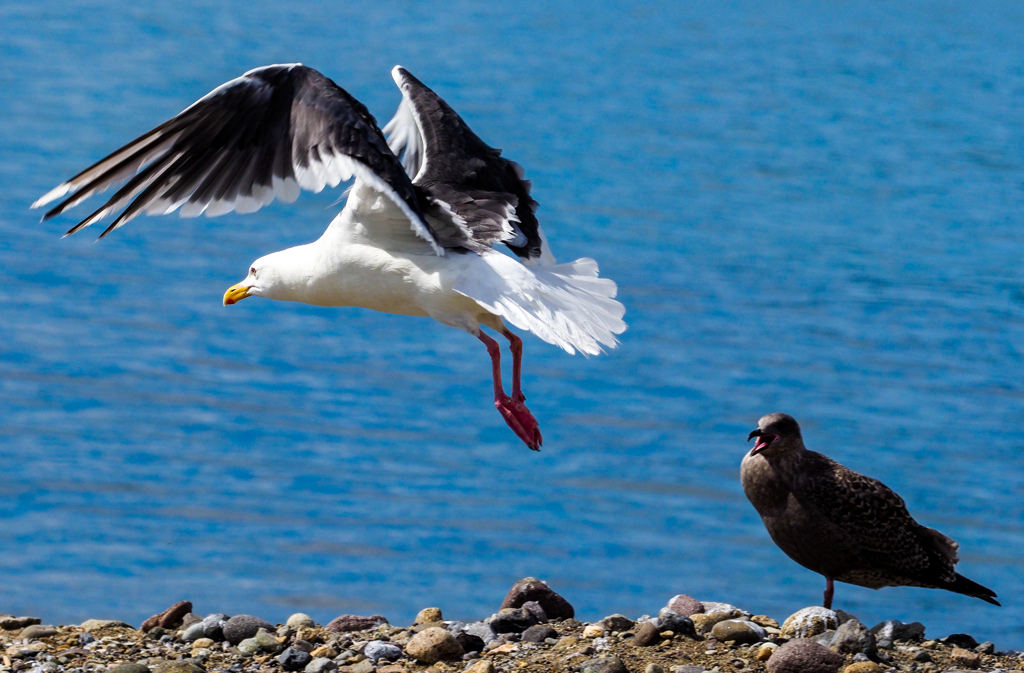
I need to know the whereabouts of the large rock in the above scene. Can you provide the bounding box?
[781,607,839,639]
[655,611,697,639]
[500,577,574,620]
[222,615,276,645]
[405,627,464,664]
[666,595,704,616]
[19,625,58,639]
[831,618,876,657]
[80,619,133,633]
[141,601,193,632]
[325,614,388,633]
[766,639,845,673]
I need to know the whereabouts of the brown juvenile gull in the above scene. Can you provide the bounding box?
[741,412,999,609]
[31,64,627,450]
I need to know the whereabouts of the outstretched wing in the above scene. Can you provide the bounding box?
[33,64,442,254]
[383,66,549,263]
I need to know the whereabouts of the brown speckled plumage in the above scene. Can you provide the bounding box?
[741,412,999,608]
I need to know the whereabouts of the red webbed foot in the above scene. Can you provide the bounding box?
[495,394,543,450]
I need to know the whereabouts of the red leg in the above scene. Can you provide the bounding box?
[477,332,542,451]
[823,577,834,609]
[502,329,525,403]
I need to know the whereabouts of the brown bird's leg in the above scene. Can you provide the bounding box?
[478,332,542,450]
[823,577,835,609]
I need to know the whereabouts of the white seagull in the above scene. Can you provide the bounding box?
[32,64,627,450]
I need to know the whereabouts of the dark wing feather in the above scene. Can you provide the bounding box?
[33,64,441,253]
[383,66,544,261]
[794,451,961,585]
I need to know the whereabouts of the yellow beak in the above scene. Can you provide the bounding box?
[223,283,252,306]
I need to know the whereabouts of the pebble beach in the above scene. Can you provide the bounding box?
[3,578,1020,673]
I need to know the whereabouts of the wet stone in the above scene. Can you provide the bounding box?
[521,624,557,643]
[278,647,312,671]
[500,577,575,620]
[223,615,276,644]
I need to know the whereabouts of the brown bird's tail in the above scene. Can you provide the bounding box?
[949,573,1000,606]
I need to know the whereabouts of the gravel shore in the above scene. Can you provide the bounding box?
[3,578,1020,673]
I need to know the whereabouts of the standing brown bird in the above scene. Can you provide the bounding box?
[740,412,999,609]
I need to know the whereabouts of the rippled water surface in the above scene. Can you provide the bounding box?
[3,0,1024,650]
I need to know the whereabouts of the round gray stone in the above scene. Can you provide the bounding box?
[581,655,628,673]
[304,658,338,673]
[521,624,558,643]
[278,647,312,671]
[363,641,403,663]
[181,623,208,643]
[831,618,876,657]
[223,615,275,645]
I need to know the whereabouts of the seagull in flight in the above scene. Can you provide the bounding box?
[32,64,627,450]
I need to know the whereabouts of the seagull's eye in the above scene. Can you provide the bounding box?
[250,267,257,277]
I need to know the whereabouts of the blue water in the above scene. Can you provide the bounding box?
[3,0,1023,651]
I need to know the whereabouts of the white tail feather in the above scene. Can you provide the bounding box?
[455,252,626,355]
